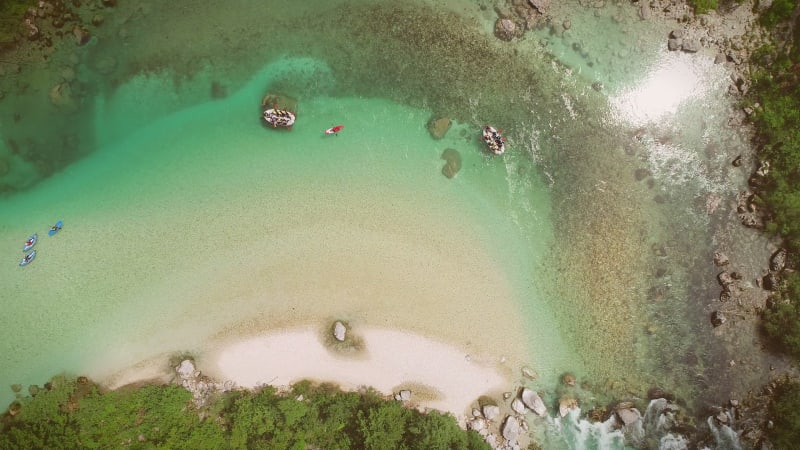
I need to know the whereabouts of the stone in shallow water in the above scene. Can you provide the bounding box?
[333,321,346,341]
[441,148,461,179]
[427,116,451,140]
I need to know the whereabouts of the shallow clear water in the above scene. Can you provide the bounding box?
[0,0,775,448]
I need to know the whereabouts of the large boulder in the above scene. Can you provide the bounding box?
[615,405,641,426]
[494,18,517,41]
[511,398,526,414]
[762,272,781,291]
[441,148,461,179]
[521,388,547,416]
[482,404,500,421]
[770,248,788,272]
[427,117,451,140]
[176,359,196,379]
[502,416,520,441]
[333,321,347,341]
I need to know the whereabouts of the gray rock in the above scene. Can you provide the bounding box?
[176,360,196,379]
[511,398,526,414]
[713,252,729,267]
[333,321,347,341]
[639,4,651,20]
[469,417,487,431]
[710,311,727,327]
[763,272,781,291]
[494,18,517,41]
[770,248,788,272]
[483,404,501,420]
[395,389,411,401]
[528,0,549,14]
[682,40,700,53]
[502,416,521,441]
[717,271,735,289]
[521,366,538,380]
[616,407,641,426]
[521,388,547,416]
[668,38,682,51]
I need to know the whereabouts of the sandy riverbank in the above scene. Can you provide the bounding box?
[101,326,512,419]
[209,326,510,417]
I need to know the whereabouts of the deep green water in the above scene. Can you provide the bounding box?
[0,0,776,448]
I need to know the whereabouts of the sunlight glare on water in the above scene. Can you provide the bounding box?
[610,53,714,127]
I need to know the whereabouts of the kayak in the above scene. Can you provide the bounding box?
[263,108,296,130]
[325,125,344,135]
[48,220,63,236]
[23,233,37,252]
[19,250,36,267]
[482,126,506,155]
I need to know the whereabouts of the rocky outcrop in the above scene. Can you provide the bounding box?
[175,359,233,409]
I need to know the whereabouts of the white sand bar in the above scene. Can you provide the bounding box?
[210,327,508,417]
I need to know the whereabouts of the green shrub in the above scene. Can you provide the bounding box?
[691,0,719,14]
[1,375,490,449]
[0,0,32,47]
[769,380,800,448]
[760,0,798,28]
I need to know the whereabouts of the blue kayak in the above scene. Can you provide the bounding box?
[48,220,63,236]
[19,250,36,267]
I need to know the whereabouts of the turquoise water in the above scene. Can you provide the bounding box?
[0,0,774,448]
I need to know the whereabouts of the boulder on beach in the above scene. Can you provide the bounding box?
[521,388,547,416]
[511,397,526,414]
[333,321,347,341]
[176,359,196,379]
[482,404,500,420]
[502,415,520,441]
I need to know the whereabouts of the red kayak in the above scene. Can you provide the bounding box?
[325,125,344,135]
